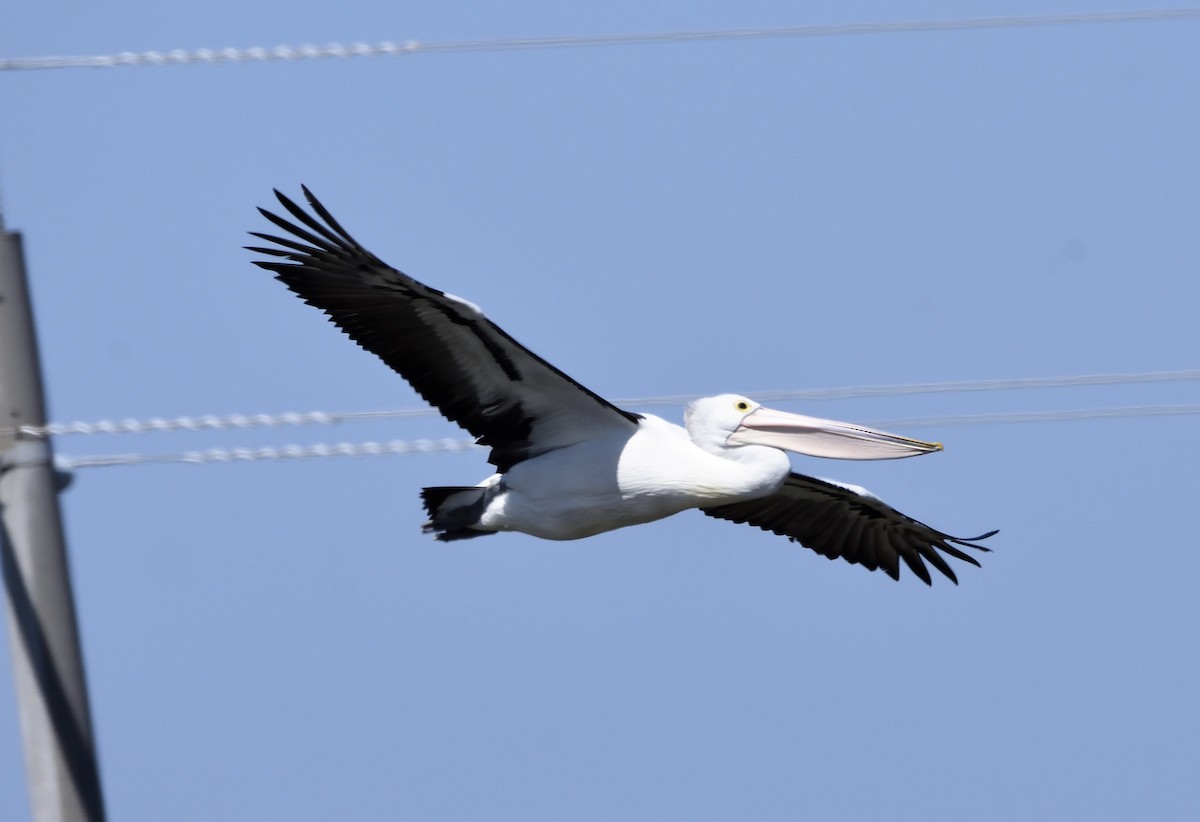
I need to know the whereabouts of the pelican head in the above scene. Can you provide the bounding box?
[686,394,942,460]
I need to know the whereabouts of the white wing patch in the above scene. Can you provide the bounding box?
[442,292,485,319]
[815,477,879,501]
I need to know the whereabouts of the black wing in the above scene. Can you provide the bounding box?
[702,473,995,585]
[249,187,641,471]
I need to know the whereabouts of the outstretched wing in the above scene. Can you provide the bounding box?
[702,473,995,584]
[249,187,641,471]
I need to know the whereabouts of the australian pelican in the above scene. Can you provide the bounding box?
[250,188,995,584]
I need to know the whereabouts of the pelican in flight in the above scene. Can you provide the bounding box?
[249,188,995,584]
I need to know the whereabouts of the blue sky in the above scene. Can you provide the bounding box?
[2,2,1198,820]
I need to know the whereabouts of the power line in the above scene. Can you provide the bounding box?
[60,437,478,469]
[19,409,435,438]
[619,369,1200,408]
[2,9,1198,72]
[867,403,1200,429]
[12,369,1200,440]
[57,403,1200,471]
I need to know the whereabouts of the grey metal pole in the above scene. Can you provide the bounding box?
[0,219,106,821]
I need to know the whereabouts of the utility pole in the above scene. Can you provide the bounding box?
[0,218,106,821]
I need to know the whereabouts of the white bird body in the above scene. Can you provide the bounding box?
[250,188,996,584]
[475,410,791,540]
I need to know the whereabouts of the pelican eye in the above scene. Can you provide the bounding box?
[734,400,751,412]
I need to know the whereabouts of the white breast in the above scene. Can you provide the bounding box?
[476,414,789,540]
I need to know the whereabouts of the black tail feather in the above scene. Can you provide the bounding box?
[420,486,496,542]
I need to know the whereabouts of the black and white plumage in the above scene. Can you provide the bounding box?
[249,187,996,584]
